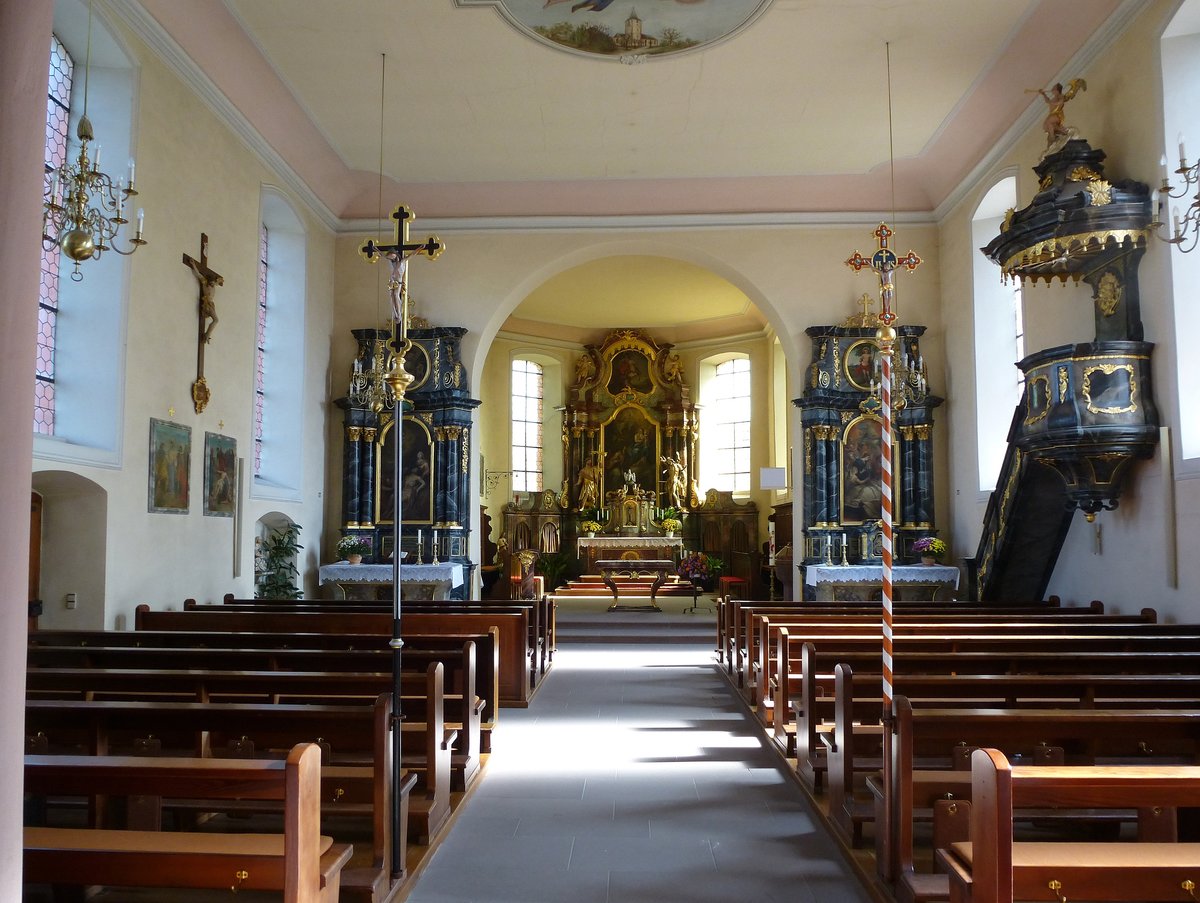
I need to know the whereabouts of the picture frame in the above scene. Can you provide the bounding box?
[203,432,237,517]
[840,415,883,525]
[844,339,881,392]
[148,418,191,514]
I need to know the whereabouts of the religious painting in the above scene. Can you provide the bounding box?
[841,416,883,524]
[844,339,880,392]
[456,0,773,61]
[601,405,659,497]
[607,349,653,396]
[203,432,237,517]
[148,418,191,514]
[377,417,434,525]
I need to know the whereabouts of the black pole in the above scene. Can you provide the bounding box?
[389,331,406,880]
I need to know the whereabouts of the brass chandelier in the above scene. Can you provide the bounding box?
[42,0,146,281]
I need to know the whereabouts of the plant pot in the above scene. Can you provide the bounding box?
[587,532,595,538]
[920,555,937,566]
[665,530,676,538]
[347,554,363,565]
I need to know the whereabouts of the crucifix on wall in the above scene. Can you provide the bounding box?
[183,233,224,413]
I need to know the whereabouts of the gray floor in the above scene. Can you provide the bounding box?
[406,608,876,903]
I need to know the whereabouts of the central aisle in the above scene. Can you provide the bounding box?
[406,615,876,903]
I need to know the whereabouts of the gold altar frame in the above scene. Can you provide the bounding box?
[600,403,662,501]
[841,414,886,526]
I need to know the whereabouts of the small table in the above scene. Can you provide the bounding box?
[319,562,464,601]
[595,559,675,612]
[804,563,959,602]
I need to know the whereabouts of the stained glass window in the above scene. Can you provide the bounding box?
[254,224,268,474]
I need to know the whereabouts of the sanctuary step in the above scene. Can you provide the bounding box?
[553,573,699,598]
[554,610,714,644]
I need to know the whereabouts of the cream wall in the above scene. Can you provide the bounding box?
[32,13,335,626]
[939,0,1198,618]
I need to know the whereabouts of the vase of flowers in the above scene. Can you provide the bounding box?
[912,536,947,566]
[678,551,723,589]
[660,508,682,538]
[336,534,372,564]
[580,519,601,538]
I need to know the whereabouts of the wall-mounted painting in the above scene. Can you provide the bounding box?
[203,432,237,517]
[844,339,880,392]
[377,417,435,525]
[149,418,191,514]
[456,0,773,61]
[606,349,653,396]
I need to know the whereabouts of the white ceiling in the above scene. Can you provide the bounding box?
[132,0,1127,337]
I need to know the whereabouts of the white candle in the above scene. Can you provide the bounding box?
[1162,154,1170,184]
[841,532,847,550]
[1180,132,1187,165]
[1174,207,1183,239]
[128,158,136,186]
[93,144,101,172]
[417,528,423,547]
[136,208,145,235]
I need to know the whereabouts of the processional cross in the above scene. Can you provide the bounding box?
[359,204,443,882]
[845,221,922,719]
[183,233,224,413]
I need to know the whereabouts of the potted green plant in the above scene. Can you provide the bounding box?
[660,507,682,537]
[912,536,947,565]
[336,534,372,564]
[580,519,602,538]
[256,523,303,599]
[535,549,574,591]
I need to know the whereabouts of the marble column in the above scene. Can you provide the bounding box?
[343,426,362,526]
[360,427,377,527]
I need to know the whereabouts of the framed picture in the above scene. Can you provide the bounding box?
[377,416,435,525]
[203,432,237,517]
[148,418,191,514]
[844,339,880,392]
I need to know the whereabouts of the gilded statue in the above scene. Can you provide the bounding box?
[1029,78,1087,153]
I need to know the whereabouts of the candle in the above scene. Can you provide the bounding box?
[1162,154,1170,185]
[841,532,847,550]
[1180,132,1187,165]
[1174,206,1183,239]
[93,144,101,172]
[417,528,423,547]
[128,158,136,186]
[136,209,145,236]
[49,172,59,205]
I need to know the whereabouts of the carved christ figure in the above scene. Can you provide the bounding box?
[189,257,223,344]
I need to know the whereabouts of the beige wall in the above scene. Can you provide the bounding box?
[32,13,335,626]
[939,0,1198,617]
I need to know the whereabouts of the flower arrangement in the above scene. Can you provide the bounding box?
[660,507,682,532]
[678,551,723,581]
[336,535,372,559]
[912,536,947,560]
[580,520,602,534]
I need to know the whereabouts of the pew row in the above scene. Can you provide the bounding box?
[939,749,1200,903]
[24,743,352,903]
[134,605,537,706]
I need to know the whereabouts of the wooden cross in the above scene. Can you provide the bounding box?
[359,206,443,329]
[845,222,922,325]
[183,233,224,413]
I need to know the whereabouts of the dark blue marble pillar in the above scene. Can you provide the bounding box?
[343,426,361,526]
[360,426,377,527]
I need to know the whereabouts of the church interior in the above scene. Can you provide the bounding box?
[5,0,1200,899]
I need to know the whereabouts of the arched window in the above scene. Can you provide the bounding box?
[511,359,543,493]
[251,190,306,499]
[34,3,136,468]
[1162,1,1200,464]
[972,175,1023,491]
[700,354,751,493]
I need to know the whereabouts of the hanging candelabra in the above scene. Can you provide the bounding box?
[348,334,396,413]
[42,0,146,281]
[1154,139,1200,254]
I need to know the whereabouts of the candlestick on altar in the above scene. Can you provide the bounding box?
[432,529,440,565]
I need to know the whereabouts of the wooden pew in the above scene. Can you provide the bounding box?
[25,684,449,882]
[881,698,1200,902]
[134,605,537,706]
[823,661,1200,849]
[32,627,501,746]
[29,630,498,757]
[939,749,1200,903]
[213,593,557,684]
[25,660,484,791]
[24,742,352,903]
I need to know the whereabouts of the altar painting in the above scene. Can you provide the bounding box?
[601,406,659,497]
[377,417,434,525]
[841,416,883,524]
[607,349,653,396]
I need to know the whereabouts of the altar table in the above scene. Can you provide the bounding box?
[595,559,676,612]
[804,563,959,602]
[577,536,682,572]
[319,562,464,601]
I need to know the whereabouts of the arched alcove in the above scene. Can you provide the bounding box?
[31,471,108,629]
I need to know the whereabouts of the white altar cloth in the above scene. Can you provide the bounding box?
[319,563,464,600]
[804,564,960,587]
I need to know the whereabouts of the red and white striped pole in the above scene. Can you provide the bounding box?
[876,323,896,711]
